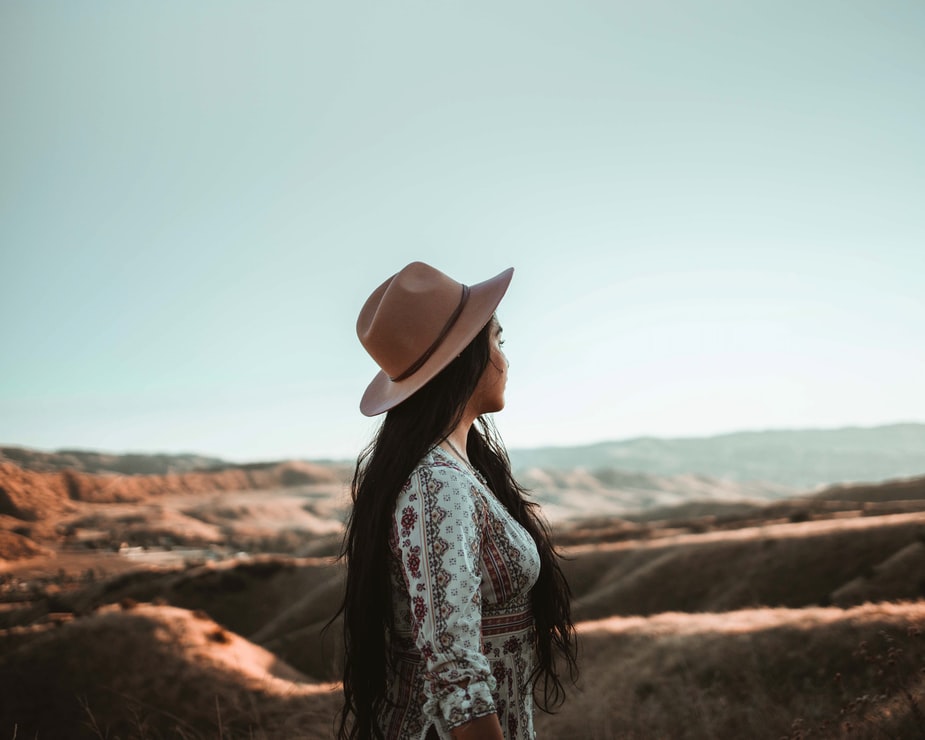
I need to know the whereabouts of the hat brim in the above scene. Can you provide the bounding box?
[359,267,513,416]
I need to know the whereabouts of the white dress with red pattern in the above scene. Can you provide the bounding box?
[378,445,541,740]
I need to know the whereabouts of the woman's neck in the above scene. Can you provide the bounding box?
[443,411,477,463]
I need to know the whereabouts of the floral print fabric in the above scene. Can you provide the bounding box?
[378,446,542,740]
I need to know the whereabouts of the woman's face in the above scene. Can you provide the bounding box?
[471,317,508,414]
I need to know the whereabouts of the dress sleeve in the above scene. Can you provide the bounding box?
[393,462,497,730]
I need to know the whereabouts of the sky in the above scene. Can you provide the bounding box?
[2,1,924,462]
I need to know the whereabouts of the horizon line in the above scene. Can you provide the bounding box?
[3,419,923,465]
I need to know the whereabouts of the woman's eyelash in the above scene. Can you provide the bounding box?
[499,339,505,347]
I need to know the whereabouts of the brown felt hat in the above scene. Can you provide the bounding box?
[357,261,514,416]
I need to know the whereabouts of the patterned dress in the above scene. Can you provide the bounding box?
[378,445,541,740]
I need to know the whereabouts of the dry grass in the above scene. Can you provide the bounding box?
[815,475,925,503]
[535,602,925,739]
[562,512,925,619]
[2,600,923,739]
[0,602,341,739]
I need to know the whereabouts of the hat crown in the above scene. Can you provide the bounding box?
[357,262,465,380]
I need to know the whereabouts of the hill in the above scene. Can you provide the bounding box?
[8,421,925,491]
[0,459,347,556]
[2,597,922,739]
[0,446,229,475]
[3,434,925,737]
[0,602,338,739]
[537,602,925,739]
[508,422,925,488]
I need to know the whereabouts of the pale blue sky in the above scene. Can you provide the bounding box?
[2,1,924,461]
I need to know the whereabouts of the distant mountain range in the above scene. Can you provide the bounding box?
[508,423,925,489]
[4,422,924,490]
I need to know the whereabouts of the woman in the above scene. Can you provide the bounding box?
[336,262,577,740]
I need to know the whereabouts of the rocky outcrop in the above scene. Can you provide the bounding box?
[0,463,75,524]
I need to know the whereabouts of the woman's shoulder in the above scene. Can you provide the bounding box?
[399,447,487,509]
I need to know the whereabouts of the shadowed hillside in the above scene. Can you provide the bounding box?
[2,600,922,739]
[536,602,925,739]
[0,602,340,740]
[562,511,925,620]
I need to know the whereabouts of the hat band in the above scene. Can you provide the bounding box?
[390,284,471,382]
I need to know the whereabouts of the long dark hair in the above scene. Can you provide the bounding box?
[334,319,578,740]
